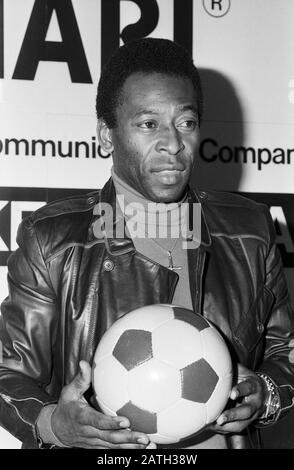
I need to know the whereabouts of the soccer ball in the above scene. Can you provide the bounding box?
[92,304,232,444]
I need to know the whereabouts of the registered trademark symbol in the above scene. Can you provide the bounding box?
[203,0,231,18]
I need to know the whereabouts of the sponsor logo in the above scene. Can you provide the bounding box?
[0,0,193,81]
[203,0,231,18]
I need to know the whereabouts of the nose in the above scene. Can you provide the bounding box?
[155,125,184,155]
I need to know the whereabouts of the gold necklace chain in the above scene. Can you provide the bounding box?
[122,206,184,271]
[148,236,182,271]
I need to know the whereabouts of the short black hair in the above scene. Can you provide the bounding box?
[96,38,203,128]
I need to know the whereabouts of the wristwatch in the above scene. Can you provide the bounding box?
[256,372,281,425]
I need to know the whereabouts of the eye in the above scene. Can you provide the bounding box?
[137,121,157,129]
[178,119,198,130]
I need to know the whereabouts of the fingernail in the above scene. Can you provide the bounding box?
[230,389,239,400]
[217,415,227,426]
[137,436,149,445]
[146,442,157,449]
[118,419,129,428]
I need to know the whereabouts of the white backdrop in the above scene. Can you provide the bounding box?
[0,0,293,448]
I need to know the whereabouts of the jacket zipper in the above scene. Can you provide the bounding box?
[85,288,99,362]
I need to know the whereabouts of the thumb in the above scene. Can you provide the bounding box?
[61,360,92,402]
[236,363,252,382]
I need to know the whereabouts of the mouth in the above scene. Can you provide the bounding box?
[152,166,185,174]
[154,169,183,175]
[151,168,185,185]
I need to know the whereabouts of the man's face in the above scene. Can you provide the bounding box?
[110,72,200,202]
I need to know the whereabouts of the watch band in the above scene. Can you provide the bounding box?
[256,372,281,425]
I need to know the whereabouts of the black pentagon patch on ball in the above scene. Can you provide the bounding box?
[113,329,153,371]
[117,401,157,434]
[181,358,219,403]
[173,307,210,332]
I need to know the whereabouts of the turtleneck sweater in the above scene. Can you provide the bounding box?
[111,168,198,310]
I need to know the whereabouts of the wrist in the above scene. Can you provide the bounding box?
[37,404,70,447]
[255,372,281,425]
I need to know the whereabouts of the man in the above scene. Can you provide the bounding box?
[0,38,294,449]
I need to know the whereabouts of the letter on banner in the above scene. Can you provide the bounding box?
[13,0,92,83]
[101,0,193,68]
[101,0,159,68]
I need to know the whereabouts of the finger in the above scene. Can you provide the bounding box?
[78,425,106,438]
[110,442,150,449]
[62,361,91,402]
[78,425,149,445]
[76,411,150,446]
[210,420,249,434]
[100,428,150,446]
[69,437,149,450]
[230,386,239,400]
[77,408,151,445]
[79,408,130,430]
[207,422,231,434]
[233,378,258,399]
[100,439,151,450]
[217,403,254,425]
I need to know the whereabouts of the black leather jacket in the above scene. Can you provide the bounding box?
[1,178,294,449]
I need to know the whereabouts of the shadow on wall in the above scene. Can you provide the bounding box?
[190,68,245,192]
[190,71,294,448]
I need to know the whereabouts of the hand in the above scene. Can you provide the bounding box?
[208,363,268,434]
[51,360,156,449]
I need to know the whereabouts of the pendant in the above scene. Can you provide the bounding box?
[167,250,182,271]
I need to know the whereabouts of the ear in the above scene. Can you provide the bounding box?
[97,118,114,154]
